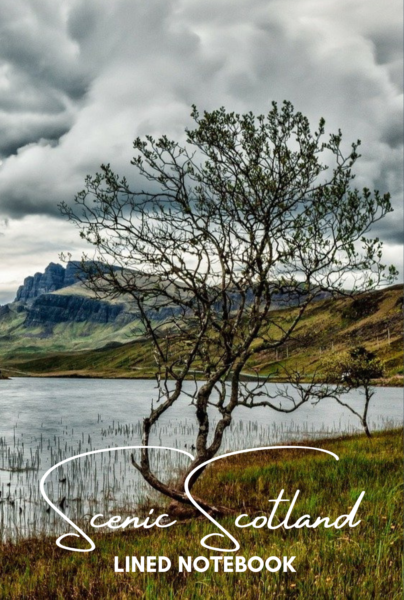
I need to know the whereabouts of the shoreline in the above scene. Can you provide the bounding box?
[2,371,403,387]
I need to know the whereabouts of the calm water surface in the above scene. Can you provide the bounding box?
[0,378,402,542]
[0,377,402,440]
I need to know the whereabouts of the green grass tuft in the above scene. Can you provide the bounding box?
[0,429,402,599]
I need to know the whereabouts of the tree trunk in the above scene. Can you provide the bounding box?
[362,386,373,438]
[167,498,234,520]
[131,376,236,520]
[362,420,372,438]
[131,451,234,519]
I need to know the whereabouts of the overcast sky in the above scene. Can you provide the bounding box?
[0,0,402,303]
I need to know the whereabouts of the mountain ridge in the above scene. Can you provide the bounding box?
[2,284,402,381]
[15,261,85,304]
[1,262,402,380]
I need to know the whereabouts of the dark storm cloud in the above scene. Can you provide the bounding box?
[371,30,403,66]
[380,115,404,150]
[0,0,401,277]
[373,221,403,246]
[0,0,91,158]
[0,121,70,159]
[0,0,90,98]
[369,159,404,246]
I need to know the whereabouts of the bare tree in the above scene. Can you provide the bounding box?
[60,102,396,513]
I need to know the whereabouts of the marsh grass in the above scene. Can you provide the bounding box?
[0,429,402,599]
[0,406,399,544]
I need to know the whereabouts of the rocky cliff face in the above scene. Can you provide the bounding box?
[13,261,136,330]
[11,261,148,330]
[15,262,87,304]
[12,261,330,332]
[24,294,134,327]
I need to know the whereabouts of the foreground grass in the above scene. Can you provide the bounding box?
[0,429,402,599]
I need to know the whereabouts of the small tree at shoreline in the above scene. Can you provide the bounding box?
[60,102,396,514]
[322,346,385,438]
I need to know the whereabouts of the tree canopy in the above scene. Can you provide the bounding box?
[60,101,396,508]
[322,346,385,437]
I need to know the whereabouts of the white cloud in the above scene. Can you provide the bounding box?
[0,215,90,303]
[0,0,401,293]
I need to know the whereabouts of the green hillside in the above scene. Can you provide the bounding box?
[2,285,402,382]
[0,308,142,360]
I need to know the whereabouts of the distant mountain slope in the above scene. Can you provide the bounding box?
[0,262,142,357]
[3,285,402,381]
[1,262,402,381]
[0,260,331,359]
[24,294,132,327]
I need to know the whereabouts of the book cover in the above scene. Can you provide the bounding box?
[0,1,402,598]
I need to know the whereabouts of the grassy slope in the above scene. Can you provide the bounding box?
[0,429,402,599]
[0,312,142,363]
[0,278,142,360]
[4,285,402,381]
